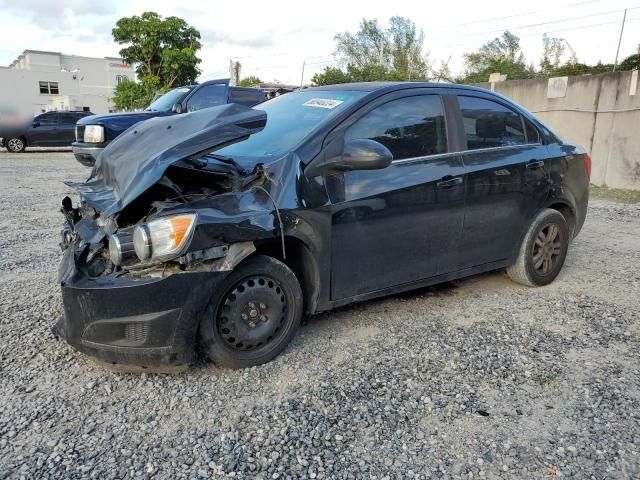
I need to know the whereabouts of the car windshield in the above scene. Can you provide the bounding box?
[217,90,367,159]
[146,87,192,112]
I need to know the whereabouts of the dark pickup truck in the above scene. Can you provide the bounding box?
[72,79,267,166]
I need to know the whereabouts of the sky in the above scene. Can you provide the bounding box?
[0,0,639,85]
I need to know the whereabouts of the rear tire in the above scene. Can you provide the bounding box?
[6,137,26,153]
[199,255,303,368]
[507,209,569,287]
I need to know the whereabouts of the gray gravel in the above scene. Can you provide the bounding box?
[1,150,639,479]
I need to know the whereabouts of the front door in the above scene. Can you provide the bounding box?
[328,94,466,300]
[454,95,550,269]
[27,112,59,145]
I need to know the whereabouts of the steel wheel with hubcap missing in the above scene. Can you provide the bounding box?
[199,255,303,368]
[507,208,569,287]
[6,137,25,153]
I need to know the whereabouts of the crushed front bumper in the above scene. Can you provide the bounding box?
[55,247,229,368]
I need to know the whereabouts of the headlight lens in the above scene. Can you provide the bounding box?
[133,214,197,262]
[83,125,104,143]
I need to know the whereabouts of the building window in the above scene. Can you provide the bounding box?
[116,75,129,84]
[39,81,59,95]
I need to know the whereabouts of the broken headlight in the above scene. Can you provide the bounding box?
[132,213,197,263]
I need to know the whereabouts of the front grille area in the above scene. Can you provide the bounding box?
[75,125,85,142]
[124,323,149,344]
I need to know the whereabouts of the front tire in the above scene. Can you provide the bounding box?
[507,209,569,287]
[199,255,303,368]
[6,137,26,153]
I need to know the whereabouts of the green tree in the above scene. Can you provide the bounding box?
[540,34,567,77]
[111,79,150,111]
[334,17,429,81]
[620,45,640,71]
[238,76,262,87]
[311,67,353,86]
[112,11,202,97]
[460,31,535,83]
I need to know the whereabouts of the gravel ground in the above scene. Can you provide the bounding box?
[1,150,639,479]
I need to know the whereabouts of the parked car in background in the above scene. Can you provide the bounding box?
[56,82,590,370]
[1,111,93,153]
[72,79,268,166]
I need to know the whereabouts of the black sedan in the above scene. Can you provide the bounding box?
[55,82,590,370]
[1,111,93,152]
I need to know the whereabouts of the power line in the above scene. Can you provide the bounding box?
[430,7,640,41]
[436,15,640,49]
[428,0,602,30]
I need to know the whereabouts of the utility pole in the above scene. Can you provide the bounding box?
[300,61,305,87]
[436,56,452,83]
[613,9,627,72]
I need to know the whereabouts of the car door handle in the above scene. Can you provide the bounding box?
[526,159,545,170]
[436,176,463,188]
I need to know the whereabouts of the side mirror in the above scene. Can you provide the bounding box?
[171,103,183,114]
[306,138,393,177]
[32,121,40,128]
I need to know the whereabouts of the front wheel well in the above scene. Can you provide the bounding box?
[547,202,576,238]
[252,237,320,315]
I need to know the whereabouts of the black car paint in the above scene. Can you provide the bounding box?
[0,111,93,147]
[56,82,590,368]
[72,79,268,166]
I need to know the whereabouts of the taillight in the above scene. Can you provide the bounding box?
[583,153,592,179]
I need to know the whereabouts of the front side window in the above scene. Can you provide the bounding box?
[146,87,192,112]
[186,84,227,112]
[345,95,447,161]
[39,81,59,95]
[34,113,57,125]
[525,118,541,144]
[458,96,525,150]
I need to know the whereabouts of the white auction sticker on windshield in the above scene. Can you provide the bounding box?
[303,98,344,109]
[176,88,190,93]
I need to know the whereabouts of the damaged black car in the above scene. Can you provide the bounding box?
[55,82,590,369]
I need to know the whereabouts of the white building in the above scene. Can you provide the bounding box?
[0,50,135,115]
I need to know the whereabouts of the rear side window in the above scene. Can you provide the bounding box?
[229,88,261,106]
[58,113,80,125]
[345,95,447,161]
[458,96,525,150]
[186,84,227,112]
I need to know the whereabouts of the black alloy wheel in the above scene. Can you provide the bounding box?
[199,255,303,368]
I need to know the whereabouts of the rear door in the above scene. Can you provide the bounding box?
[329,92,466,300]
[55,113,80,145]
[454,95,550,269]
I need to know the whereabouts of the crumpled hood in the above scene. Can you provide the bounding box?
[66,103,266,217]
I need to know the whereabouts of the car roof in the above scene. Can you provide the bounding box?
[309,81,490,95]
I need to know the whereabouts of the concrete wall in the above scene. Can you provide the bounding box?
[476,71,640,190]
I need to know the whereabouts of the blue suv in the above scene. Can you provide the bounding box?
[72,79,267,166]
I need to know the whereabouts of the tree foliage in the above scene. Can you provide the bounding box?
[459,31,535,83]
[238,76,262,87]
[111,79,150,111]
[111,11,202,108]
[312,16,429,86]
[620,45,640,71]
